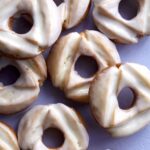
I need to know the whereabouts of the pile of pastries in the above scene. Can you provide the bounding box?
[0,0,150,149]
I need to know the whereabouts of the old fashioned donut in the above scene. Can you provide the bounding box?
[90,63,150,137]
[0,0,62,59]
[0,121,19,150]
[0,55,47,114]
[93,0,150,44]
[48,30,120,103]
[58,0,91,29]
[18,103,89,150]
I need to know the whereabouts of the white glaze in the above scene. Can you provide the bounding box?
[58,0,91,29]
[48,30,120,102]
[90,63,150,137]
[0,0,62,58]
[0,55,47,114]
[93,0,150,44]
[18,103,89,150]
[0,122,19,150]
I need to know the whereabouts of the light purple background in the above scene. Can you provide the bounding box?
[0,1,150,150]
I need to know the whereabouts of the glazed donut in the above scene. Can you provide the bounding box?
[0,0,62,59]
[0,122,19,150]
[18,103,89,150]
[93,0,150,44]
[0,55,47,114]
[48,30,120,103]
[90,63,150,137]
[58,0,91,29]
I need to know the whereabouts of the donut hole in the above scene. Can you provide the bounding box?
[0,65,20,86]
[54,0,62,6]
[42,128,65,148]
[117,87,136,110]
[9,12,33,34]
[119,0,140,20]
[75,55,99,78]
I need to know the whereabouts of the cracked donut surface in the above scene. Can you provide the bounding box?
[47,30,120,103]
[90,63,150,137]
[18,103,89,150]
[93,0,150,44]
[0,122,19,150]
[0,55,47,114]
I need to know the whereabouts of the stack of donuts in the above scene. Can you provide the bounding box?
[0,0,150,149]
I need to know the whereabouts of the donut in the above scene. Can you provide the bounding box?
[90,63,150,137]
[93,0,150,44]
[0,55,47,114]
[58,0,91,29]
[0,122,19,150]
[47,30,120,103]
[0,0,62,59]
[18,103,89,150]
